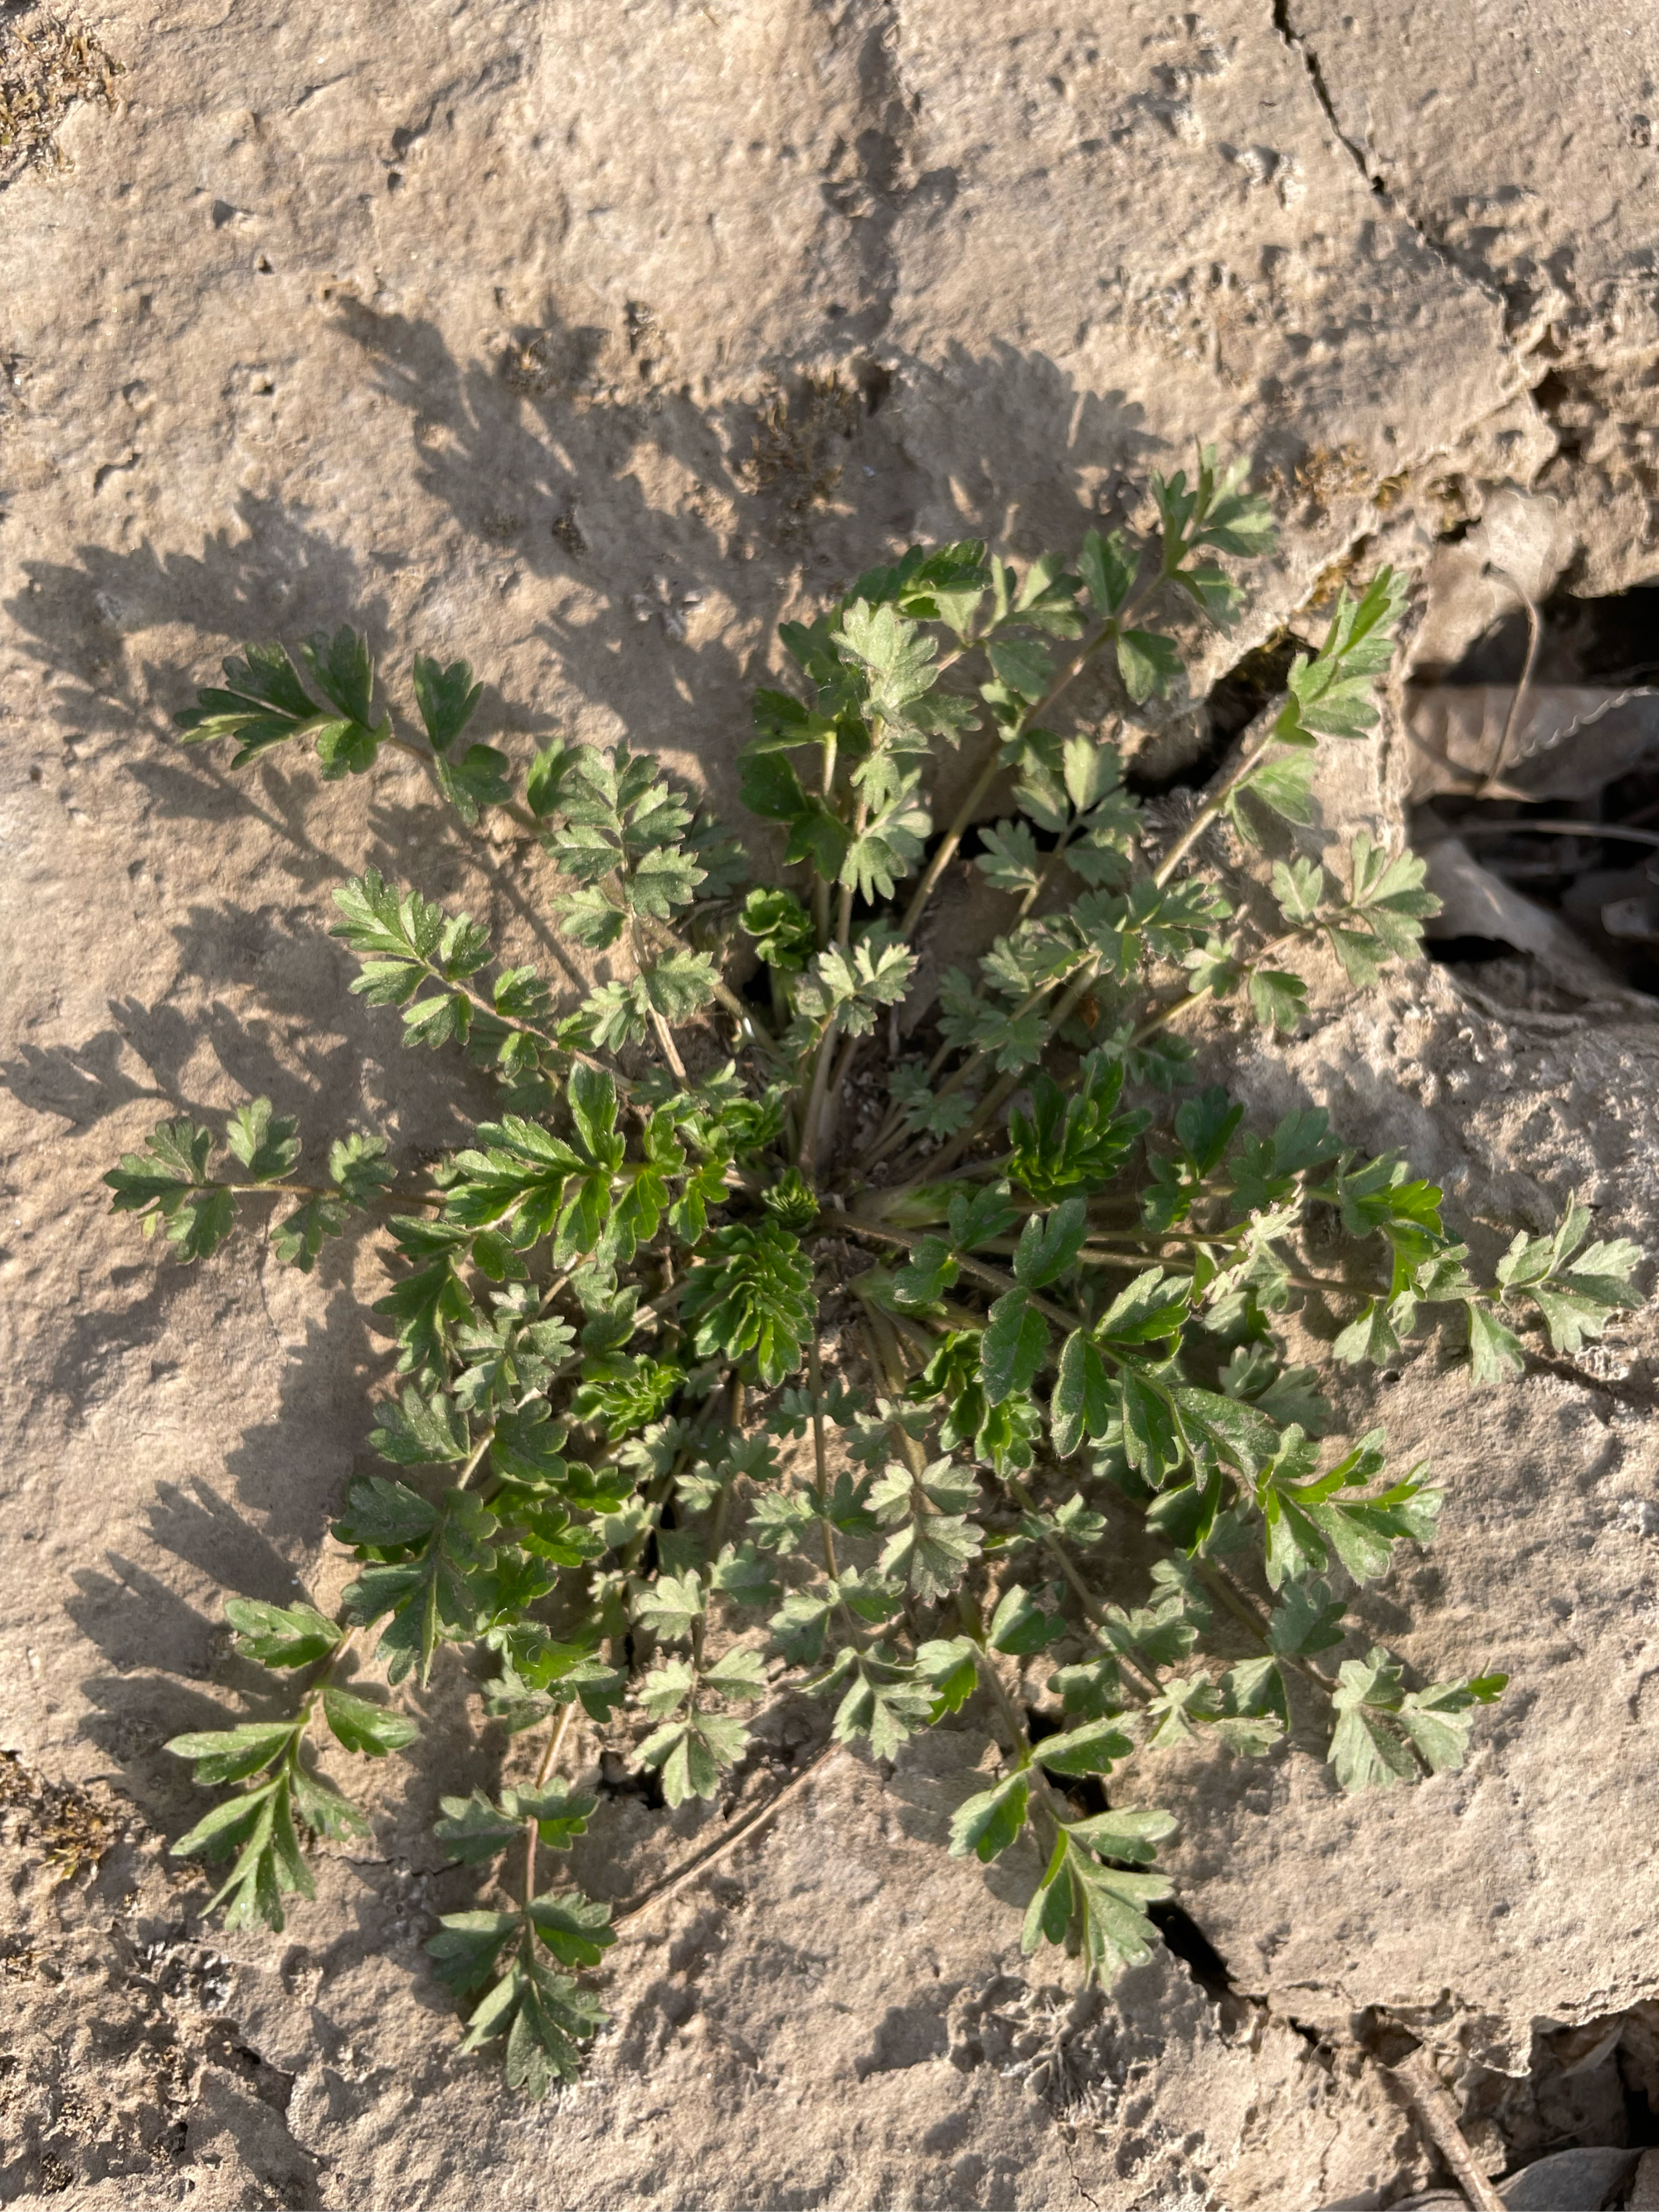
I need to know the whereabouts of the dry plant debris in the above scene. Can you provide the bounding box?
[0,1750,116,1884]
[0,6,120,187]
[743,372,861,511]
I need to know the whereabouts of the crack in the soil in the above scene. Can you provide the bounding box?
[1269,0,1512,326]
[1063,2135,1104,2210]
[1270,0,1377,189]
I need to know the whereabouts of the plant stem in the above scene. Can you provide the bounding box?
[897,748,1006,938]
[971,1638,1039,1764]
[998,1474,1160,1699]
[858,1153,1017,1209]
[1481,567,1542,802]
[1192,1558,1336,1695]
[612,1748,844,1926]
[805,1331,843,1583]
[455,1427,497,1493]
[690,1377,748,1671]
[651,1010,688,1080]
[962,1632,1076,1853]
[649,1004,688,1080]
[973,1234,1168,1271]
[859,1043,953,1163]
[629,919,690,1079]
[1150,713,1285,890]
[825,1021,868,1116]
[523,1699,581,1907]
[895,562,1170,947]
[836,796,868,950]
[916,1068,1024,1179]
[805,1334,830,1498]
[1014,836,1075,921]
[447,969,627,1088]
[864,1307,926,1476]
[1387,2050,1507,2212]
[533,1699,580,1790]
[226,1179,438,1206]
[296,1625,360,1732]
[1078,1223,1239,1248]
[796,1016,839,1180]
[708,1373,746,1560]
[838,1216,1081,1330]
[1130,931,1298,1045]
[811,732,839,948]
[640,913,785,1068]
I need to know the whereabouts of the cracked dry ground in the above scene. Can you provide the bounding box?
[7,0,1659,2204]
[0,1747,1486,2206]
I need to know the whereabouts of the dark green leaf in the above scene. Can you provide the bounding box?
[528,1889,615,1969]
[1099,1267,1191,1347]
[223,1599,340,1669]
[224,1097,301,1183]
[1012,1198,1087,1289]
[1117,1366,1183,1483]
[427,1908,518,1996]
[331,1475,440,1550]
[1328,1647,1418,1792]
[166,1721,298,1788]
[878,1509,984,1602]
[370,1385,470,1466]
[980,1291,1050,1406]
[1467,1301,1526,1386]
[1267,1580,1347,1657]
[948,1773,1030,1863]
[986,637,1053,702]
[435,743,513,824]
[412,654,484,752]
[320,1686,419,1757]
[1065,1837,1174,1976]
[988,1583,1067,1655]
[1079,527,1136,616]
[1038,1721,1136,1776]
[1117,630,1182,704]
[174,640,325,767]
[302,625,376,726]
[433,1790,523,1864]
[681,1222,815,1389]
[1052,1330,1113,1457]
[340,1489,499,1687]
[1248,968,1307,1033]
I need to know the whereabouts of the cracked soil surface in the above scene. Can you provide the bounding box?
[6,0,1659,2204]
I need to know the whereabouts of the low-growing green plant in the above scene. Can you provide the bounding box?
[109,451,1641,2095]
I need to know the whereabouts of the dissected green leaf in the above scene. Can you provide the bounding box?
[949,1772,1030,1863]
[1036,1719,1136,1776]
[1021,1814,1177,1981]
[320,1687,420,1757]
[980,1291,1051,1407]
[167,1721,299,1789]
[682,1222,815,1389]
[224,1599,341,1669]
[1117,630,1182,704]
[338,1487,502,1687]
[105,1120,237,1259]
